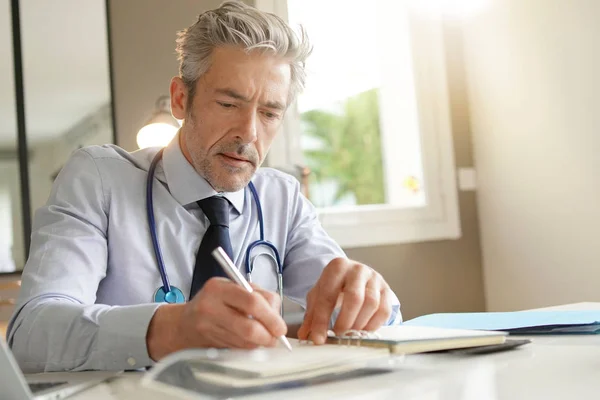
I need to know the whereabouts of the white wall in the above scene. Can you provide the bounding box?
[109,0,234,151]
[463,0,600,311]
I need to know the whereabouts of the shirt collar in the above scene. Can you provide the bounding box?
[161,132,245,213]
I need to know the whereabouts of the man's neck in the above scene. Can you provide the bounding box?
[178,130,195,166]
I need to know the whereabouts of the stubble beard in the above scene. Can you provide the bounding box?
[184,113,260,192]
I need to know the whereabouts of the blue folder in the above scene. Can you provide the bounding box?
[403,310,600,334]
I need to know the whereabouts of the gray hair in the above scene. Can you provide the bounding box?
[175,0,312,107]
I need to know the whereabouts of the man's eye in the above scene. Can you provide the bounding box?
[218,102,235,108]
[264,112,279,120]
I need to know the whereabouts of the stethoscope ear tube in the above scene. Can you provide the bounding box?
[147,150,186,304]
[147,149,172,295]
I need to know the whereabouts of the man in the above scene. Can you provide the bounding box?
[7,1,401,372]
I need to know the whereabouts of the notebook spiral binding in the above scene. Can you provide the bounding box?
[327,329,381,347]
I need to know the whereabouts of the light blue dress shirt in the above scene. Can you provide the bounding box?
[7,134,401,373]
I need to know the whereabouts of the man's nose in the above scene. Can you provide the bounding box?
[237,110,258,143]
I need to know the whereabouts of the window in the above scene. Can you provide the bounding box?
[258,0,460,248]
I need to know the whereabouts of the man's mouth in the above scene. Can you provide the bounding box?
[219,152,253,166]
[222,153,249,162]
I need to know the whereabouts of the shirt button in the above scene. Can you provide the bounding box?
[127,357,136,366]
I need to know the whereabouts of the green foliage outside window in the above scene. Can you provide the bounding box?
[301,88,386,205]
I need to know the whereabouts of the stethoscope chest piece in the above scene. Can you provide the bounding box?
[153,286,185,304]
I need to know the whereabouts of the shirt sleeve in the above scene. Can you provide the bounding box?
[6,149,160,372]
[282,180,402,324]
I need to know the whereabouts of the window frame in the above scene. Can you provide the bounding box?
[258,0,461,248]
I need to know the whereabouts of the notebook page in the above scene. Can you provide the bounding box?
[191,359,374,388]
[192,343,389,379]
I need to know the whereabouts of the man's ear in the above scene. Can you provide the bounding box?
[170,77,188,120]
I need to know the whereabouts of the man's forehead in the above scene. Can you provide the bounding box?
[207,47,290,80]
[200,52,291,107]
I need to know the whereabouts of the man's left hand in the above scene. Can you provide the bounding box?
[297,257,392,344]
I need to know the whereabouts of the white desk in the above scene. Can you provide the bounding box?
[37,303,600,400]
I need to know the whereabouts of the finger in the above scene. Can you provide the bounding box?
[191,297,256,349]
[332,265,373,334]
[253,287,281,313]
[205,320,251,348]
[212,303,274,348]
[249,282,262,291]
[297,289,316,340]
[191,279,280,348]
[363,287,393,331]
[350,275,382,331]
[308,260,349,344]
[199,279,287,341]
[224,287,287,338]
[228,312,279,347]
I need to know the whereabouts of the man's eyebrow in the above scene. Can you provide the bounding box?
[215,88,286,111]
[215,88,249,102]
[264,100,286,111]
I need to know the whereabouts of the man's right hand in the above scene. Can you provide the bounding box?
[146,277,287,361]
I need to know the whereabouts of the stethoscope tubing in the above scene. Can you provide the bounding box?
[147,149,283,307]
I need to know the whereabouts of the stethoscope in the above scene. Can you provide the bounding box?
[147,149,284,315]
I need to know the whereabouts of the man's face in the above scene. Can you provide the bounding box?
[170,46,291,192]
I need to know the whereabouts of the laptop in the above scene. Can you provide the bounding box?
[1,337,117,400]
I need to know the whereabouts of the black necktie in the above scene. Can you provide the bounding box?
[189,196,234,298]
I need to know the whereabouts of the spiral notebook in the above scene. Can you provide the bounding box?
[326,325,508,354]
[142,342,392,397]
[143,328,507,397]
[188,344,390,388]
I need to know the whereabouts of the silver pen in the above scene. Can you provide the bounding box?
[211,246,293,352]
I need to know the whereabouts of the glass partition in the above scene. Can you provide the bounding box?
[0,0,24,272]
[1,0,114,273]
